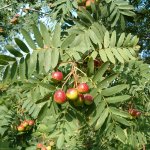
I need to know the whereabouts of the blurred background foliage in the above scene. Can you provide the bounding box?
[0,0,149,63]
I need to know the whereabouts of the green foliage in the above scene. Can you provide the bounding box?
[0,23,62,82]
[0,0,149,150]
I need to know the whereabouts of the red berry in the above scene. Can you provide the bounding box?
[41,147,47,150]
[94,59,102,67]
[128,109,141,117]
[86,0,95,8]
[52,71,63,82]
[84,94,93,105]
[28,120,34,126]
[73,94,84,106]
[21,120,29,127]
[77,83,89,93]
[15,14,20,18]
[54,90,67,104]
[135,111,141,117]
[37,143,43,149]
[17,125,25,132]
[66,88,78,100]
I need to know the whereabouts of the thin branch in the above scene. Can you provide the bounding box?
[23,8,50,15]
[0,3,15,10]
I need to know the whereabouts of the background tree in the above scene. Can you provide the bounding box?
[0,0,150,150]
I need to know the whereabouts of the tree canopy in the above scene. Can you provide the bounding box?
[0,0,149,150]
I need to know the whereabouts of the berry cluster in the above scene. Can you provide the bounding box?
[37,141,54,150]
[77,0,95,10]
[128,109,141,118]
[17,120,34,132]
[52,71,94,106]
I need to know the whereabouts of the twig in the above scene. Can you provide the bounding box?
[23,8,50,15]
[0,3,15,10]
[142,144,146,150]
[61,72,72,90]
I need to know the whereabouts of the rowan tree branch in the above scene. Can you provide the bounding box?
[0,3,15,10]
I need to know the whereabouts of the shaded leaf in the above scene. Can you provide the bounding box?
[6,45,23,57]
[57,134,65,149]
[21,29,36,50]
[105,95,131,103]
[93,62,110,82]
[15,38,30,53]
[94,108,109,131]
[101,84,128,96]
[32,24,44,48]
[52,23,61,47]
[87,57,94,76]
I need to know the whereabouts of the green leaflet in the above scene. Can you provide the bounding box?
[87,57,94,76]
[105,0,111,3]
[115,1,129,6]
[26,52,38,76]
[89,101,106,126]
[70,34,83,48]
[32,24,44,48]
[109,107,131,118]
[117,48,129,61]
[117,5,134,10]
[123,33,132,46]
[21,29,36,50]
[97,73,118,88]
[15,38,30,53]
[73,51,81,61]
[5,45,23,57]
[110,30,116,47]
[10,61,18,81]
[130,36,139,47]
[110,2,115,13]
[105,95,131,103]
[101,84,128,96]
[124,48,136,60]
[111,12,120,27]
[32,102,47,119]
[112,115,132,126]
[104,31,110,48]
[120,15,125,30]
[61,34,76,49]
[84,32,91,49]
[89,29,99,45]
[105,48,116,64]
[52,23,61,48]
[115,125,126,143]
[51,48,59,68]
[3,66,10,83]
[99,50,108,62]
[38,103,48,121]
[0,60,8,65]
[0,55,16,62]
[40,22,51,47]
[91,51,98,60]
[119,10,136,17]
[111,48,124,63]
[117,33,125,47]
[109,7,118,21]
[78,11,93,24]
[19,57,26,80]
[44,49,51,73]
[38,83,55,91]
[94,108,109,131]
[93,61,110,83]
[57,133,65,149]
[38,51,45,74]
